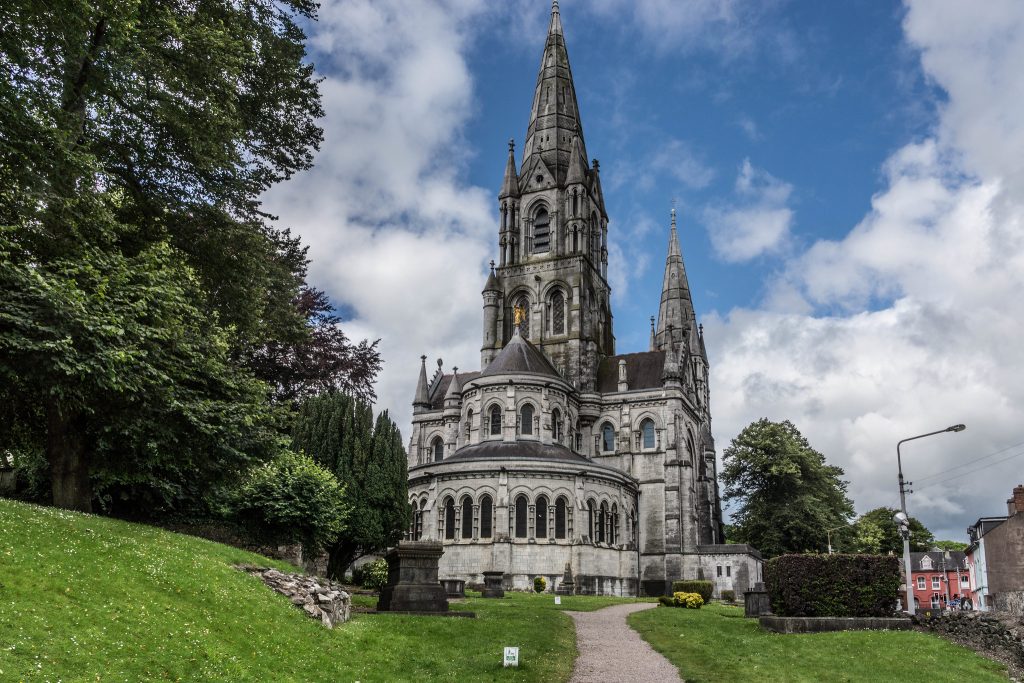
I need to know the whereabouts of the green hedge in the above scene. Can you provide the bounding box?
[671,580,713,603]
[765,554,900,617]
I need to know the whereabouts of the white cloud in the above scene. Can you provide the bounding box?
[262,0,494,434]
[704,159,794,262]
[709,0,1024,540]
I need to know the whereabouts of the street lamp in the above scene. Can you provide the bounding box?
[897,424,966,615]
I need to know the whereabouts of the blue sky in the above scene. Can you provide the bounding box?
[264,0,1024,544]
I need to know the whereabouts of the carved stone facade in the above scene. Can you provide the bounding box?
[406,2,742,596]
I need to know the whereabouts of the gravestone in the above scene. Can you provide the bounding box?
[377,541,449,612]
[555,563,575,595]
[481,570,505,598]
[744,581,772,617]
[441,578,466,598]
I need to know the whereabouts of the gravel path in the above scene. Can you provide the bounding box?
[566,602,682,683]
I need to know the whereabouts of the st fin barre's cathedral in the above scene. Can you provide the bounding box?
[405,2,762,597]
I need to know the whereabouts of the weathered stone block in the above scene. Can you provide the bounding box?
[378,541,449,613]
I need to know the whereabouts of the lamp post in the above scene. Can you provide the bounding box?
[897,424,966,615]
[826,526,845,555]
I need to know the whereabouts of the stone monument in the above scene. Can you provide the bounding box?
[555,563,575,595]
[744,581,772,617]
[377,541,449,612]
[481,570,505,598]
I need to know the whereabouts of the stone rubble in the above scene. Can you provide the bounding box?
[236,564,351,628]
[914,610,1024,682]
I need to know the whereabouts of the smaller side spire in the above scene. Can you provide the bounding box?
[566,135,587,185]
[483,259,501,292]
[413,355,430,410]
[499,139,520,198]
[649,316,656,351]
[444,367,462,402]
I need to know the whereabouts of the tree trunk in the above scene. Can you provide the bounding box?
[46,398,91,512]
[326,540,360,582]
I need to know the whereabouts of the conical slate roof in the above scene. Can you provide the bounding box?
[480,330,561,378]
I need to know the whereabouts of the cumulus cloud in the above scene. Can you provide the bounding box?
[262,0,495,434]
[709,0,1024,539]
[704,159,794,262]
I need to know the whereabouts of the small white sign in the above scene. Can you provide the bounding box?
[503,647,519,668]
[554,596,561,605]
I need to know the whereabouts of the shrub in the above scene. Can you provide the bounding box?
[352,558,389,591]
[765,554,900,617]
[232,450,348,559]
[672,592,704,609]
[672,580,713,603]
[534,576,547,593]
[721,589,736,603]
[658,595,675,607]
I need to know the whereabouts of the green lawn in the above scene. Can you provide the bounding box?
[629,603,1008,682]
[0,499,644,682]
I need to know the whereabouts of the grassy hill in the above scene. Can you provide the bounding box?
[0,498,614,682]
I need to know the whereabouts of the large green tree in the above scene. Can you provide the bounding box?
[846,506,935,555]
[0,0,382,512]
[291,393,410,580]
[721,418,854,558]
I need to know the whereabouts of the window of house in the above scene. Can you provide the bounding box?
[931,576,941,590]
[921,556,933,570]
[490,405,501,435]
[960,575,969,586]
[551,290,565,335]
[931,596,941,609]
[444,497,456,540]
[515,494,529,538]
[717,565,722,577]
[521,404,534,435]
[432,437,444,463]
[555,497,567,539]
[533,208,550,253]
[726,566,731,577]
[461,496,473,539]
[480,495,493,538]
[601,422,615,452]
[917,577,926,590]
[536,495,548,539]
[641,419,656,449]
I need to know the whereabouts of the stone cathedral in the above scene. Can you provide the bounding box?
[405,2,760,597]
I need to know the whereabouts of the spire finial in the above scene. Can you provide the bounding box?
[671,198,678,229]
[508,138,515,152]
[549,0,563,35]
[489,259,495,274]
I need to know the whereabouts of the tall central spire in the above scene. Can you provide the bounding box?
[521,0,587,186]
[655,208,698,353]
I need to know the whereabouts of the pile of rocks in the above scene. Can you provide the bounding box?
[236,565,351,628]
[914,610,1024,681]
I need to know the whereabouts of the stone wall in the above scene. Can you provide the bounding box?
[994,591,1024,616]
[237,565,351,628]
[914,611,1024,680]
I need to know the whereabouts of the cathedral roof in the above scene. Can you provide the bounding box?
[445,440,590,464]
[597,351,666,393]
[480,331,561,379]
[429,371,482,410]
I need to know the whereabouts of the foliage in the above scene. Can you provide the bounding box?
[291,393,410,579]
[672,592,704,608]
[721,419,855,558]
[765,554,900,617]
[534,576,548,593]
[721,589,736,603]
[672,579,713,604]
[0,0,380,513]
[933,540,968,552]
[3,498,641,683]
[847,507,935,554]
[231,451,348,558]
[629,602,1007,682]
[352,558,389,592]
[658,595,675,607]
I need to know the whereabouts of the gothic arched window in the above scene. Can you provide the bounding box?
[461,496,473,539]
[480,495,493,538]
[444,497,456,540]
[536,495,549,539]
[515,494,529,538]
[489,405,501,435]
[432,436,444,462]
[611,504,619,545]
[587,499,596,540]
[533,208,550,253]
[408,500,418,540]
[515,294,530,339]
[552,408,563,442]
[465,408,473,438]
[641,419,656,449]
[555,497,567,539]
[597,502,607,543]
[520,403,534,435]
[601,422,615,452]
[551,290,565,335]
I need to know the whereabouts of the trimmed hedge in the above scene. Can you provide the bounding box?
[765,554,900,617]
[672,580,713,603]
[721,589,736,603]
